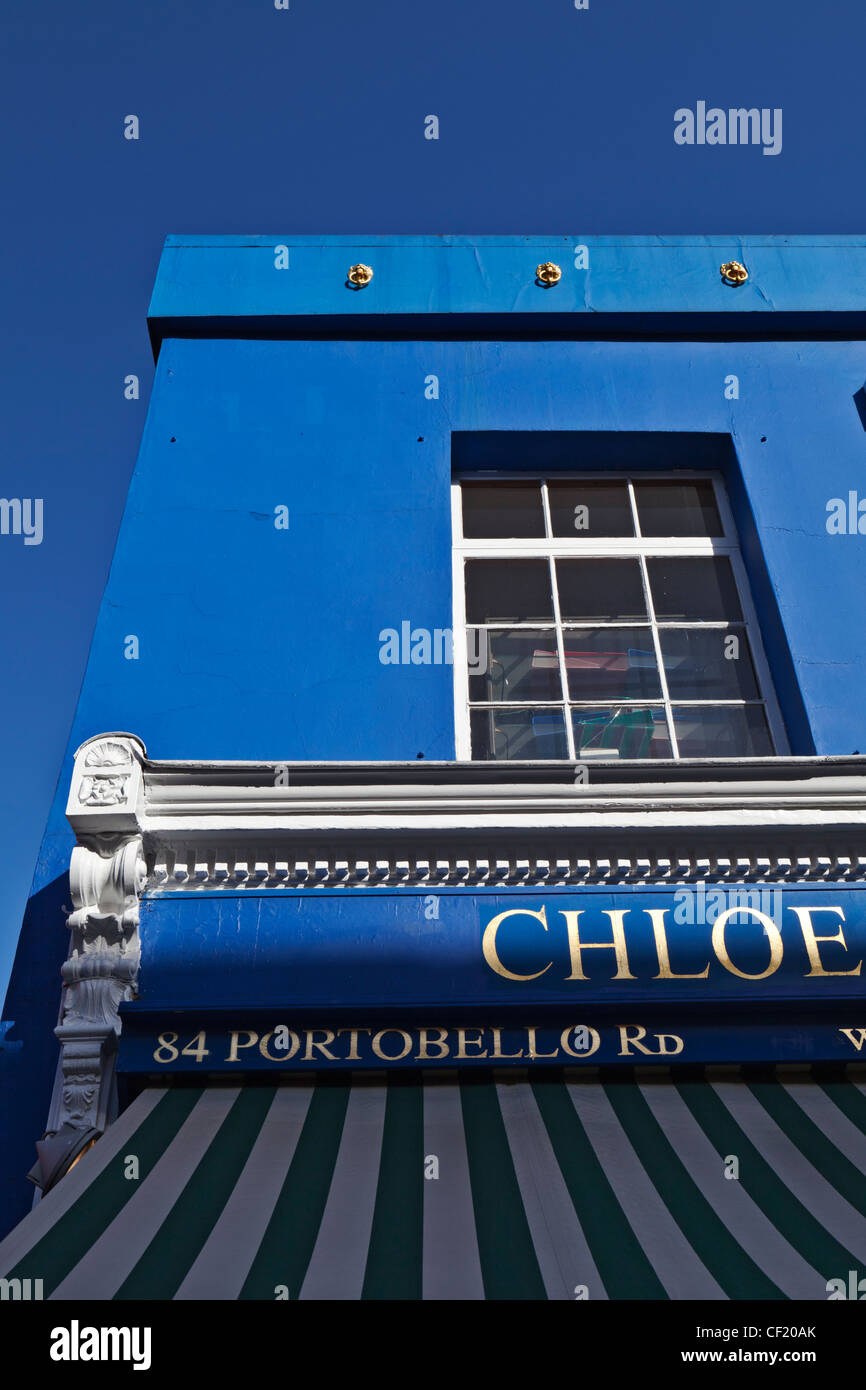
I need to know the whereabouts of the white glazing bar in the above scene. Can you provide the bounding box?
[632,478,680,759]
[543,480,576,760]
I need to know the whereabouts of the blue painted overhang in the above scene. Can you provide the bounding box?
[147,235,866,354]
[130,883,866,1012]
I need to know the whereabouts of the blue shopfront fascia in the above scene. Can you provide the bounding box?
[132,884,866,1009]
[115,883,866,1072]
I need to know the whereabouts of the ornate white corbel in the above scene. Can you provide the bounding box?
[53,836,146,1131]
[52,735,148,1132]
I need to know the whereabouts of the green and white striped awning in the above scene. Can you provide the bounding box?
[2,1067,866,1300]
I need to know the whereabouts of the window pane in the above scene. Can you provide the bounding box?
[461,483,545,538]
[468,629,562,702]
[634,480,723,536]
[548,481,634,537]
[671,706,773,757]
[660,628,759,700]
[572,706,672,759]
[470,707,568,760]
[647,557,743,622]
[562,628,662,700]
[465,559,554,622]
[556,559,647,621]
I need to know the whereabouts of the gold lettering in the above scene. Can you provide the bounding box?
[259,1029,299,1062]
[712,906,783,980]
[336,1028,371,1060]
[415,1027,450,1060]
[618,1024,653,1056]
[562,909,636,981]
[303,1029,338,1061]
[371,1029,413,1060]
[526,1026,559,1059]
[490,1027,524,1060]
[789,905,862,977]
[482,906,552,981]
[455,1027,488,1060]
[646,908,709,980]
[225,1030,259,1062]
[839,1028,866,1051]
[656,1032,684,1055]
[560,1024,600,1058]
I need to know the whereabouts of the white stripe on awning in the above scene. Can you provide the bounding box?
[712,1078,866,1264]
[637,1070,823,1299]
[0,1086,167,1276]
[51,1088,239,1300]
[298,1082,386,1300]
[566,1076,726,1300]
[175,1085,314,1300]
[497,1078,607,1300]
[422,1076,484,1300]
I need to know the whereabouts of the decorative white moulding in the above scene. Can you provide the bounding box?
[66,734,146,833]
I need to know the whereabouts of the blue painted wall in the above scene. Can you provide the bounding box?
[2,235,866,1236]
[66,332,866,760]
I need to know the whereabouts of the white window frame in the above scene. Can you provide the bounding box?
[451,470,790,761]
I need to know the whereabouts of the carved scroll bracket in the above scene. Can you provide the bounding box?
[54,828,146,1132]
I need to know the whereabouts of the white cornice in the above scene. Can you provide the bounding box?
[66,735,866,890]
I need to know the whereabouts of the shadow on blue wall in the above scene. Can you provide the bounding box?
[0,874,69,1239]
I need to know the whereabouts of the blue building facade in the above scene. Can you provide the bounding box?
[2,237,866,1299]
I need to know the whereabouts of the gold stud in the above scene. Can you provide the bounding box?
[720,260,748,286]
[348,263,373,287]
[536,261,562,286]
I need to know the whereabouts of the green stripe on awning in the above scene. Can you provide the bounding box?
[675,1075,862,1280]
[362,1074,424,1300]
[240,1081,350,1300]
[532,1076,666,1299]
[461,1071,546,1300]
[748,1078,866,1221]
[818,1075,866,1136]
[2,1067,864,1300]
[603,1078,784,1300]
[116,1087,275,1301]
[2,1088,201,1297]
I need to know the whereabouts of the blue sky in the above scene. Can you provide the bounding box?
[1,0,865,1002]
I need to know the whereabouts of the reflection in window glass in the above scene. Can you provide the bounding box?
[572,706,672,759]
[671,705,773,757]
[465,559,553,623]
[562,628,662,701]
[556,559,647,622]
[548,481,634,538]
[647,557,743,622]
[634,480,722,537]
[470,707,568,760]
[660,628,758,700]
[468,629,562,703]
[461,483,545,539]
